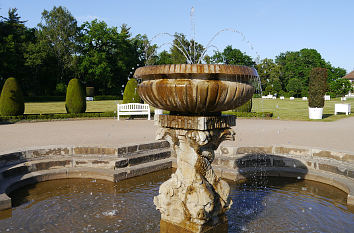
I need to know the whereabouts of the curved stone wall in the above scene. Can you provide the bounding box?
[212,145,354,206]
[0,141,171,210]
[0,142,353,210]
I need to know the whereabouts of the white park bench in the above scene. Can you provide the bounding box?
[262,95,273,99]
[117,103,150,120]
[334,103,351,115]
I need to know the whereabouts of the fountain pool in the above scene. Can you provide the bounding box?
[0,169,352,233]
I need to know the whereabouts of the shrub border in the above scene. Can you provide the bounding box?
[0,111,273,123]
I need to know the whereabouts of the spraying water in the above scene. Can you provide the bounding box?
[144,7,261,66]
[143,6,263,112]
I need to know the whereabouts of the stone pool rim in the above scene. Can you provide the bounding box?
[0,142,353,210]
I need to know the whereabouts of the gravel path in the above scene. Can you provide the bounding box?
[1,117,353,153]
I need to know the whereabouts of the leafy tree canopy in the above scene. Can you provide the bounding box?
[76,20,144,95]
[256,58,282,92]
[37,6,79,79]
[286,78,303,97]
[169,33,205,64]
[211,45,255,67]
[0,8,35,91]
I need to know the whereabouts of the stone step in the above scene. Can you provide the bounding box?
[212,153,354,180]
[0,140,171,168]
[0,148,171,180]
[217,145,354,163]
[0,158,173,211]
[114,158,173,182]
[115,149,171,168]
[0,157,118,180]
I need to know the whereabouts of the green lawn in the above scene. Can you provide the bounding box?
[24,100,122,114]
[252,97,354,121]
[23,98,354,122]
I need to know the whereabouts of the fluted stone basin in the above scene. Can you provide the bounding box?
[134,64,258,232]
[135,64,257,115]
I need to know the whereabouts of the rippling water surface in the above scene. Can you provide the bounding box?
[0,169,353,233]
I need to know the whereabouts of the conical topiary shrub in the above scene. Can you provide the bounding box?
[65,78,86,113]
[0,77,25,116]
[123,78,141,104]
[309,68,327,108]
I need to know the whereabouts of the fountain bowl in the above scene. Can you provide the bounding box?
[135,64,257,114]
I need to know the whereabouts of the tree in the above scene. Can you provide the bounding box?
[328,78,352,97]
[76,19,114,93]
[275,49,326,89]
[256,58,282,93]
[211,45,255,67]
[35,6,79,83]
[169,33,205,64]
[24,33,60,95]
[286,78,303,97]
[77,20,143,95]
[326,65,346,83]
[325,65,349,97]
[0,8,35,94]
[155,50,173,65]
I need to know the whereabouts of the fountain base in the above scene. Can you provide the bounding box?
[160,218,228,233]
[155,115,235,233]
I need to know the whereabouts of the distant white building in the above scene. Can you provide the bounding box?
[343,70,354,97]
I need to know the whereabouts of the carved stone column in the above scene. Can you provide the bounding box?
[154,115,235,233]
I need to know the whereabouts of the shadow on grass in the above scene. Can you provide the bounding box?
[322,113,334,119]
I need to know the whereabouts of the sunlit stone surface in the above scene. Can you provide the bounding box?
[135,64,257,232]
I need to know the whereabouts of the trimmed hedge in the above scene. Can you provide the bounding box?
[309,68,327,108]
[0,77,25,116]
[225,111,273,118]
[65,78,86,113]
[0,112,116,121]
[0,111,273,123]
[234,99,252,112]
[94,95,121,101]
[123,78,141,104]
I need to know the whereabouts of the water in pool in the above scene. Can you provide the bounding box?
[0,169,353,233]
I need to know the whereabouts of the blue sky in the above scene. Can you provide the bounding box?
[1,0,353,73]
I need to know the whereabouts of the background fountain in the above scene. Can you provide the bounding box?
[135,63,258,232]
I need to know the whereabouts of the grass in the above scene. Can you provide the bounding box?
[22,97,354,122]
[24,100,122,114]
[252,97,354,121]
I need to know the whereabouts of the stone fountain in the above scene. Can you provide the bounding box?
[135,64,257,233]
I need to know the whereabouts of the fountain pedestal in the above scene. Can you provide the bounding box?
[134,64,258,232]
[154,115,235,233]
